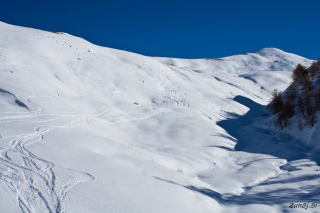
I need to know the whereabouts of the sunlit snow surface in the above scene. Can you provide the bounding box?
[0,21,319,213]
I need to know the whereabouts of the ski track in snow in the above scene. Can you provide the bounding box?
[0,97,94,213]
[163,89,190,108]
[0,91,189,212]
[94,88,190,125]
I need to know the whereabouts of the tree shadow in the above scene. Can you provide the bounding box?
[186,184,320,205]
[154,176,320,206]
[217,95,310,163]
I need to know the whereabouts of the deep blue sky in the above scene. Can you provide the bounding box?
[1,0,319,59]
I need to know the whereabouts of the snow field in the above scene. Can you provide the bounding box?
[0,21,319,212]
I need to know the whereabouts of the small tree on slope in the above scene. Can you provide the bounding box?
[292,63,306,83]
[305,98,318,127]
[268,89,283,114]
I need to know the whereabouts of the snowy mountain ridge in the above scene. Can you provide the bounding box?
[0,21,319,213]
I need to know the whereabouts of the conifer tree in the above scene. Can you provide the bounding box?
[283,99,295,118]
[306,98,317,127]
[268,89,283,114]
[303,76,311,92]
[310,61,318,80]
[275,111,287,129]
[316,87,320,110]
[286,84,297,101]
[297,95,305,118]
[292,64,305,83]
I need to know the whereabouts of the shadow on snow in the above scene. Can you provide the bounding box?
[217,95,310,163]
[158,96,320,206]
[155,177,320,206]
[154,96,320,206]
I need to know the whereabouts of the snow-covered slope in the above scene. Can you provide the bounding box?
[262,61,320,163]
[0,21,319,213]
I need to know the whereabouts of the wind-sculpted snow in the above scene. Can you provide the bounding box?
[0,21,319,213]
[0,88,29,111]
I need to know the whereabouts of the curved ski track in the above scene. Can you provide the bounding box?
[0,97,95,213]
